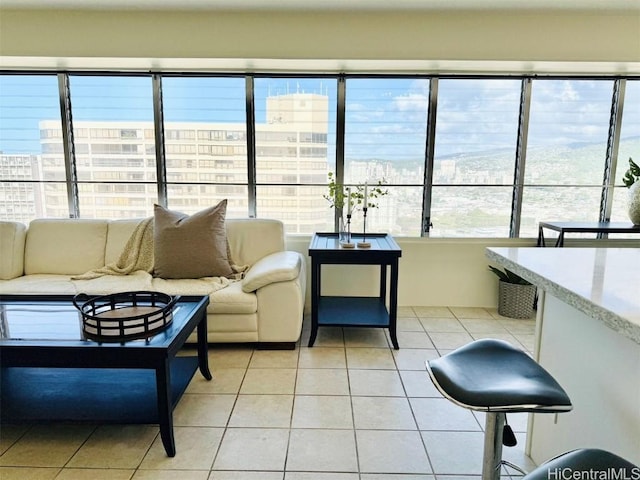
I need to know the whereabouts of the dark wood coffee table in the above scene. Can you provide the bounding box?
[0,294,211,457]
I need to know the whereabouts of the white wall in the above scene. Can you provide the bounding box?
[0,8,638,73]
[286,235,535,309]
[286,235,639,310]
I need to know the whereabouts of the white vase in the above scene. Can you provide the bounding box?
[628,182,640,226]
[338,216,347,242]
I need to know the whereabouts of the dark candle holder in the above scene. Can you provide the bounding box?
[357,207,371,249]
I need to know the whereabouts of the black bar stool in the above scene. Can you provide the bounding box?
[522,448,637,480]
[426,338,572,480]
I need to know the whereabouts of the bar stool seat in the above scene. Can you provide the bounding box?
[427,338,572,412]
[426,338,572,480]
[523,449,638,480]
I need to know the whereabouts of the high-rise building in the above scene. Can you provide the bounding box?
[0,153,43,221]
[26,93,332,233]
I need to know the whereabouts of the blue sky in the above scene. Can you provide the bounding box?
[0,74,638,161]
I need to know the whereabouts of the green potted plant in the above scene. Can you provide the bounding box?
[324,172,389,247]
[323,172,389,211]
[622,157,640,226]
[489,266,536,319]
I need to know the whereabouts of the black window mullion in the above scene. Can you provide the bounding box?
[335,74,346,231]
[245,75,257,218]
[599,78,625,228]
[421,77,438,236]
[510,77,532,238]
[57,73,79,218]
[153,73,167,207]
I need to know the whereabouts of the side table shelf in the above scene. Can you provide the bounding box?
[318,297,390,327]
[308,232,402,349]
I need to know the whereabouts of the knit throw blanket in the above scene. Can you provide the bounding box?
[72,217,155,280]
[72,218,246,287]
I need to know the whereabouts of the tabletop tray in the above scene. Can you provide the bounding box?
[73,291,178,342]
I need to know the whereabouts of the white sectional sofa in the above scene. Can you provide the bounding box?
[0,217,306,348]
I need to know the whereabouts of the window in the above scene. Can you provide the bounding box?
[431,79,521,237]
[166,144,196,154]
[344,78,429,236]
[520,79,614,237]
[120,129,138,139]
[300,147,327,158]
[162,76,247,213]
[166,129,196,140]
[69,75,156,219]
[611,80,640,224]
[256,131,297,142]
[0,74,64,223]
[254,77,337,231]
[2,71,637,237]
[198,130,226,141]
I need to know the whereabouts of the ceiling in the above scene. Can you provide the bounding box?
[1,0,639,11]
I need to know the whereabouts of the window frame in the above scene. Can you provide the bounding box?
[0,70,637,237]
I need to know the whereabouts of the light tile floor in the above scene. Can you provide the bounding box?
[0,306,538,480]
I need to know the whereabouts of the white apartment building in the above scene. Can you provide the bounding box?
[0,153,44,221]
[7,93,334,233]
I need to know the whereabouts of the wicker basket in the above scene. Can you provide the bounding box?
[497,281,536,319]
[73,291,178,342]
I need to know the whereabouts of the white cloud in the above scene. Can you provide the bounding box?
[393,93,428,112]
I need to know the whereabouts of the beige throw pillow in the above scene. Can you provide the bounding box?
[153,200,234,279]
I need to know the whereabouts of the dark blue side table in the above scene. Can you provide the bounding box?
[537,221,640,246]
[308,232,402,349]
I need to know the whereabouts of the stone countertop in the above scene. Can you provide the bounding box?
[486,247,640,345]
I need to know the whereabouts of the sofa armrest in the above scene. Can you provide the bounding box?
[241,251,302,293]
[0,221,26,280]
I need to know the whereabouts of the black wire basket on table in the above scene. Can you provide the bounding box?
[73,291,179,342]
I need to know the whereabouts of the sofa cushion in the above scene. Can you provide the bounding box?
[152,278,257,314]
[226,218,285,267]
[153,201,233,279]
[105,219,143,265]
[0,221,26,280]
[24,219,109,275]
[0,274,77,295]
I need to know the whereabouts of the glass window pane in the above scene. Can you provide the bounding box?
[611,80,640,224]
[42,183,70,218]
[254,78,337,231]
[344,78,428,237]
[166,184,248,217]
[521,187,603,239]
[430,186,513,237]
[0,74,63,223]
[345,78,428,184]
[361,186,422,237]
[163,76,248,214]
[257,185,331,234]
[520,79,614,237]
[435,79,520,184]
[69,75,156,219]
[0,181,46,220]
[433,79,521,237]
